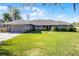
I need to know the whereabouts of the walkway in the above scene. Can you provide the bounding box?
[0,33,20,41]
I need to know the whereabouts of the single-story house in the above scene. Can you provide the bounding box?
[0,20,6,32]
[0,20,4,27]
[4,20,33,33]
[2,19,73,33]
[30,20,73,31]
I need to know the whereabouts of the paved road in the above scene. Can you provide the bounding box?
[0,33,20,41]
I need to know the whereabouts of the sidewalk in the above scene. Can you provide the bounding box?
[0,33,20,41]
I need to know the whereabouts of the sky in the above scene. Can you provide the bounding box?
[0,3,79,23]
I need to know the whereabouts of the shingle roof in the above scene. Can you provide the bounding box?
[4,20,30,25]
[55,21,72,25]
[30,20,72,25]
[4,19,72,26]
[30,20,56,25]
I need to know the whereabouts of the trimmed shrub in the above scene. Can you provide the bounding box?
[61,28,70,31]
[52,27,76,32]
[70,27,76,32]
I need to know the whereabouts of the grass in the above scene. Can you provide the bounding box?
[0,32,79,56]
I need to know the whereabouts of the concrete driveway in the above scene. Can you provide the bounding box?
[0,33,20,41]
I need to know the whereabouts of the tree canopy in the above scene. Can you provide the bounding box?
[3,7,21,22]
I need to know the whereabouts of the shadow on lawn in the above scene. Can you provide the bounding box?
[0,41,15,56]
[0,48,14,56]
[0,40,14,46]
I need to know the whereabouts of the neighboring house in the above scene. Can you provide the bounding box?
[3,19,73,33]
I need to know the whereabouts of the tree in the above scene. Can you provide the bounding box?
[3,12,11,22]
[7,5,13,21]
[12,8,22,20]
[3,7,21,22]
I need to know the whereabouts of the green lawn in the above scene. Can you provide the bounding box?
[0,32,79,56]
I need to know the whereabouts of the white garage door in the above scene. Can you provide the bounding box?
[10,25,27,33]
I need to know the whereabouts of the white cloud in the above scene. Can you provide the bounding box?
[21,7,31,12]
[54,14,67,21]
[30,7,46,16]
[0,6,8,13]
[0,6,47,20]
[69,16,79,22]
[56,15,79,23]
[57,15,66,19]
[0,6,8,19]
[73,16,79,20]
[21,14,26,20]
[21,7,47,20]
[54,15,73,23]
